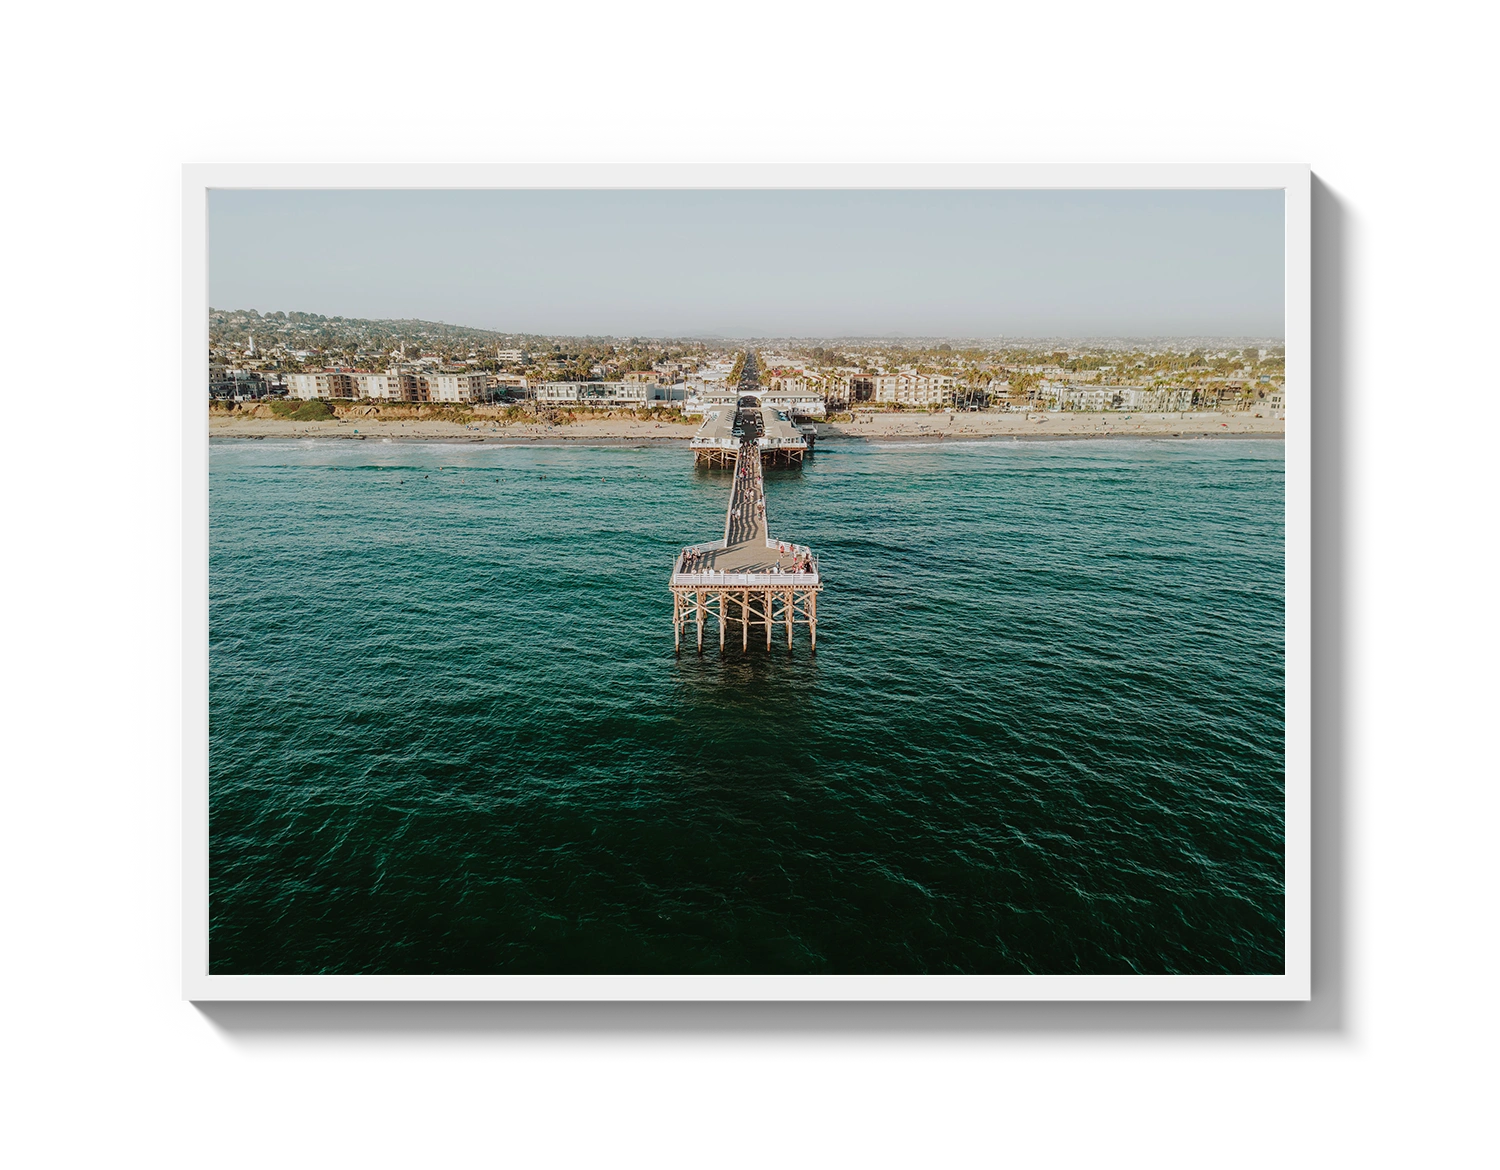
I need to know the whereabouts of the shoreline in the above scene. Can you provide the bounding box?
[210,410,1285,445]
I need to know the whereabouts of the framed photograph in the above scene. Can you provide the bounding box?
[183,164,1310,1000]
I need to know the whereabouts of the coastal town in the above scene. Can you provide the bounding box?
[208,307,1286,438]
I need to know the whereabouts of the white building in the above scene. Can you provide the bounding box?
[353,372,403,400]
[695,359,736,385]
[1037,382,1199,412]
[287,372,356,400]
[682,386,740,416]
[290,370,416,401]
[286,373,319,399]
[769,374,819,396]
[872,372,956,407]
[426,373,488,403]
[532,381,683,407]
[760,388,826,418]
[681,385,825,418]
[1066,386,1118,411]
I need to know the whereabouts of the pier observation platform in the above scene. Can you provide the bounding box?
[672,355,822,652]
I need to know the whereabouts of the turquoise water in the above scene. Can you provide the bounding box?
[209,436,1285,974]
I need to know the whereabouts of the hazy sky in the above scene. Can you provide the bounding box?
[208,189,1284,339]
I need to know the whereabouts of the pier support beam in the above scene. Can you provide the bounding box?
[672,585,820,656]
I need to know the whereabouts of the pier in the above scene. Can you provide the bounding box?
[672,353,822,652]
[690,397,814,468]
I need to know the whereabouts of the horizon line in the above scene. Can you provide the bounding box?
[208,308,1285,346]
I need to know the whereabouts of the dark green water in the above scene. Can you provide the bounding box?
[209,436,1285,974]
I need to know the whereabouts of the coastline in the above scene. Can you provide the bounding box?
[209,410,1285,444]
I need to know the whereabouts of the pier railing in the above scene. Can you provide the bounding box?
[673,541,725,574]
[671,570,821,587]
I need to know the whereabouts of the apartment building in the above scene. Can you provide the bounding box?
[1057,385,1120,411]
[287,369,427,401]
[838,374,876,402]
[287,372,357,400]
[1041,383,1203,412]
[1116,387,1197,412]
[286,372,316,399]
[391,372,426,402]
[533,382,654,407]
[352,372,404,400]
[426,373,488,403]
[769,374,819,396]
[872,372,957,406]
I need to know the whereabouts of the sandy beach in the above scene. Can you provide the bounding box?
[209,404,1284,443]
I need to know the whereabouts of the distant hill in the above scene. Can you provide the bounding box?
[209,309,722,348]
[210,308,535,354]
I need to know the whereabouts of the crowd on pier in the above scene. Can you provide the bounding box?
[675,443,815,577]
[775,544,816,574]
[677,544,816,576]
[726,459,766,545]
[679,547,711,573]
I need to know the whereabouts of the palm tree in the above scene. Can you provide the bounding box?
[961,365,990,411]
[1022,385,1035,411]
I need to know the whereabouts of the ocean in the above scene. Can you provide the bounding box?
[209,436,1285,975]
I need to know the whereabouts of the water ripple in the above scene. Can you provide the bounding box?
[210,438,1285,975]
